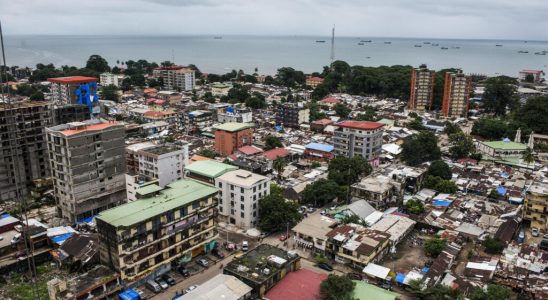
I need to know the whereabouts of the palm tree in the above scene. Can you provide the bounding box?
[272,157,287,183]
[522,147,535,168]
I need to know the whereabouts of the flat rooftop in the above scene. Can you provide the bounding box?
[292,213,338,240]
[141,144,183,156]
[214,122,254,132]
[48,76,97,84]
[217,170,268,188]
[96,179,218,228]
[184,160,238,178]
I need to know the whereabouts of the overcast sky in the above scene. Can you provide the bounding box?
[1,0,548,40]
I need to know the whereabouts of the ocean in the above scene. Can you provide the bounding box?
[4,35,548,77]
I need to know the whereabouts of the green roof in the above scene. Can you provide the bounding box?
[136,184,163,196]
[184,160,238,178]
[214,122,254,132]
[377,119,395,126]
[481,140,527,150]
[96,179,218,228]
[352,281,400,300]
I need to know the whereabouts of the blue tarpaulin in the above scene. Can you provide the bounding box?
[421,267,430,273]
[496,186,507,196]
[226,106,234,113]
[0,213,11,219]
[500,171,509,178]
[77,215,95,224]
[275,126,283,132]
[51,233,74,245]
[432,200,452,207]
[119,289,139,300]
[395,273,406,284]
[305,142,334,152]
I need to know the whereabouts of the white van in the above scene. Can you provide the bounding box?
[146,280,162,293]
[242,241,249,251]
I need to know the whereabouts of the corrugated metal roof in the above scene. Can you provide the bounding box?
[184,160,238,178]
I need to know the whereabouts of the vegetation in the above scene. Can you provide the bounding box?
[276,67,306,88]
[401,131,441,166]
[482,237,504,254]
[198,149,218,158]
[100,84,119,101]
[333,103,351,118]
[424,237,447,257]
[340,214,368,226]
[302,179,346,206]
[407,279,464,300]
[258,191,301,233]
[86,54,111,73]
[522,147,535,166]
[353,105,378,121]
[406,199,425,215]
[319,274,356,300]
[423,175,458,193]
[448,132,476,159]
[514,96,548,134]
[470,284,511,300]
[264,135,283,150]
[311,161,321,168]
[315,254,328,264]
[427,160,452,180]
[471,118,512,140]
[443,122,461,136]
[482,76,519,116]
[328,156,372,186]
[272,157,287,183]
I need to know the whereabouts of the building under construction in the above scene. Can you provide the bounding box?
[0,101,51,202]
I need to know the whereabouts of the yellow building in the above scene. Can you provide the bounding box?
[524,183,548,232]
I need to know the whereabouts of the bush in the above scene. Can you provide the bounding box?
[424,237,447,257]
[483,237,504,254]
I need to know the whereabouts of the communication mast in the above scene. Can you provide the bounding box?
[330,25,335,69]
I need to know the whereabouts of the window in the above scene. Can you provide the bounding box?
[253,203,256,209]
[253,211,256,217]
[230,185,234,191]
[240,204,244,210]
[240,196,244,202]
[192,202,200,209]
[218,182,222,188]
[180,207,187,217]
[240,212,244,218]
[240,187,244,193]
[219,207,223,212]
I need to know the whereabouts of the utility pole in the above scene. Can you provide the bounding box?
[330,25,335,69]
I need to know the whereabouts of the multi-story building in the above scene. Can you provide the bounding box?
[153,66,195,91]
[48,76,99,110]
[442,70,471,118]
[216,169,270,229]
[218,107,253,123]
[214,123,254,156]
[350,175,403,210]
[184,160,238,185]
[325,225,391,269]
[52,104,89,125]
[275,103,310,128]
[519,69,544,83]
[524,182,548,233]
[131,143,189,187]
[96,179,218,281]
[0,101,51,202]
[100,73,120,87]
[409,64,435,112]
[305,76,324,88]
[46,120,127,222]
[332,120,385,167]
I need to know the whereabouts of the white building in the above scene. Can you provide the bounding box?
[124,174,159,202]
[153,66,195,91]
[216,169,270,229]
[100,73,119,87]
[218,108,253,123]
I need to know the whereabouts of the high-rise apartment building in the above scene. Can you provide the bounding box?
[96,179,218,281]
[100,73,120,87]
[52,104,90,126]
[0,101,51,202]
[442,70,471,118]
[332,121,385,167]
[214,123,254,156]
[409,64,435,112]
[46,120,127,222]
[126,142,188,185]
[48,76,99,108]
[216,169,270,229]
[275,103,310,128]
[152,66,195,91]
[523,182,548,233]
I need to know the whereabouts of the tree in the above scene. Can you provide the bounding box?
[319,274,355,300]
[444,122,461,135]
[427,160,452,180]
[315,254,328,264]
[100,84,119,101]
[302,179,345,206]
[448,132,476,159]
[276,67,305,88]
[407,279,430,298]
[202,91,216,104]
[328,156,372,186]
[333,103,351,118]
[198,149,217,158]
[470,284,511,300]
[428,284,463,300]
[86,54,110,73]
[424,237,447,257]
[524,74,535,83]
[406,199,425,215]
[353,105,377,121]
[29,91,44,100]
[423,175,458,193]
[471,118,510,140]
[522,147,535,167]
[258,193,301,232]
[482,76,519,116]
[482,237,504,254]
[245,96,266,109]
[514,96,548,134]
[223,84,250,103]
[401,131,441,166]
[407,119,426,131]
[272,157,287,183]
[264,135,283,150]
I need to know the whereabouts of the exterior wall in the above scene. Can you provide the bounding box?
[325,238,390,269]
[475,142,526,158]
[215,177,270,229]
[100,73,119,87]
[215,128,254,156]
[0,102,51,202]
[47,123,127,222]
[523,186,548,232]
[333,127,384,164]
[53,104,89,126]
[442,71,471,118]
[97,195,218,281]
[136,146,188,187]
[154,67,195,91]
[409,66,435,111]
[125,174,158,202]
[275,106,310,128]
[304,149,334,160]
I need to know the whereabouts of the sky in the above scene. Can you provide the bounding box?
[1,0,548,40]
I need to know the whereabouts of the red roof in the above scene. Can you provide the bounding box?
[321,97,339,103]
[265,269,327,300]
[48,76,97,84]
[62,122,117,136]
[143,110,175,117]
[261,147,290,160]
[336,120,385,130]
[237,145,263,156]
[312,118,334,126]
[146,98,158,104]
[154,65,185,70]
[307,76,323,82]
[521,69,543,74]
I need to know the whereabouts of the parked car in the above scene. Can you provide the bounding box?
[242,241,249,251]
[307,207,315,213]
[518,231,525,243]
[212,248,225,259]
[317,263,334,272]
[320,209,327,215]
[279,234,289,241]
[197,258,209,267]
[155,277,169,290]
[162,273,176,286]
[225,242,237,251]
[178,266,190,277]
[544,233,548,239]
[259,231,271,239]
[134,288,147,300]
[146,280,162,293]
[185,285,198,294]
[532,228,540,237]
[10,233,21,245]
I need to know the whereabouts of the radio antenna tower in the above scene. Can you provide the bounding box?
[330,24,335,69]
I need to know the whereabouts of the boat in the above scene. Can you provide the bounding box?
[440,47,448,50]
[213,36,222,39]
[366,56,371,59]
[518,50,529,53]
[384,41,391,44]
[358,42,364,45]
[361,40,372,43]
[452,46,461,49]
[423,42,431,44]
[495,44,503,47]
[316,40,326,43]
[535,52,546,55]
[432,43,439,46]
[414,45,422,47]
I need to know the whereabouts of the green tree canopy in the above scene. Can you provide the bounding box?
[482,237,504,254]
[401,131,441,166]
[470,284,511,300]
[448,132,476,159]
[427,160,452,180]
[264,135,283,150]
[302,179,345,206]
[276,67,305,88]
[86,54,110,73]
[258,193,301,232]
[406,199,425,215]
[100,84,119,102]
[319,274,356,300]
[482,76,519,116]
[424,237,447,257]
[334,103,351,118]
[514,96,548,134]
[423,175,458,193]
[328,156,372,186]
[471,118,510,140]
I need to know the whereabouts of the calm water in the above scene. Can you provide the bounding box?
[4,35,548,76]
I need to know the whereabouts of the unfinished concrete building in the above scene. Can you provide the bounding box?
[46,120,127,222]
[0,101,51,202]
